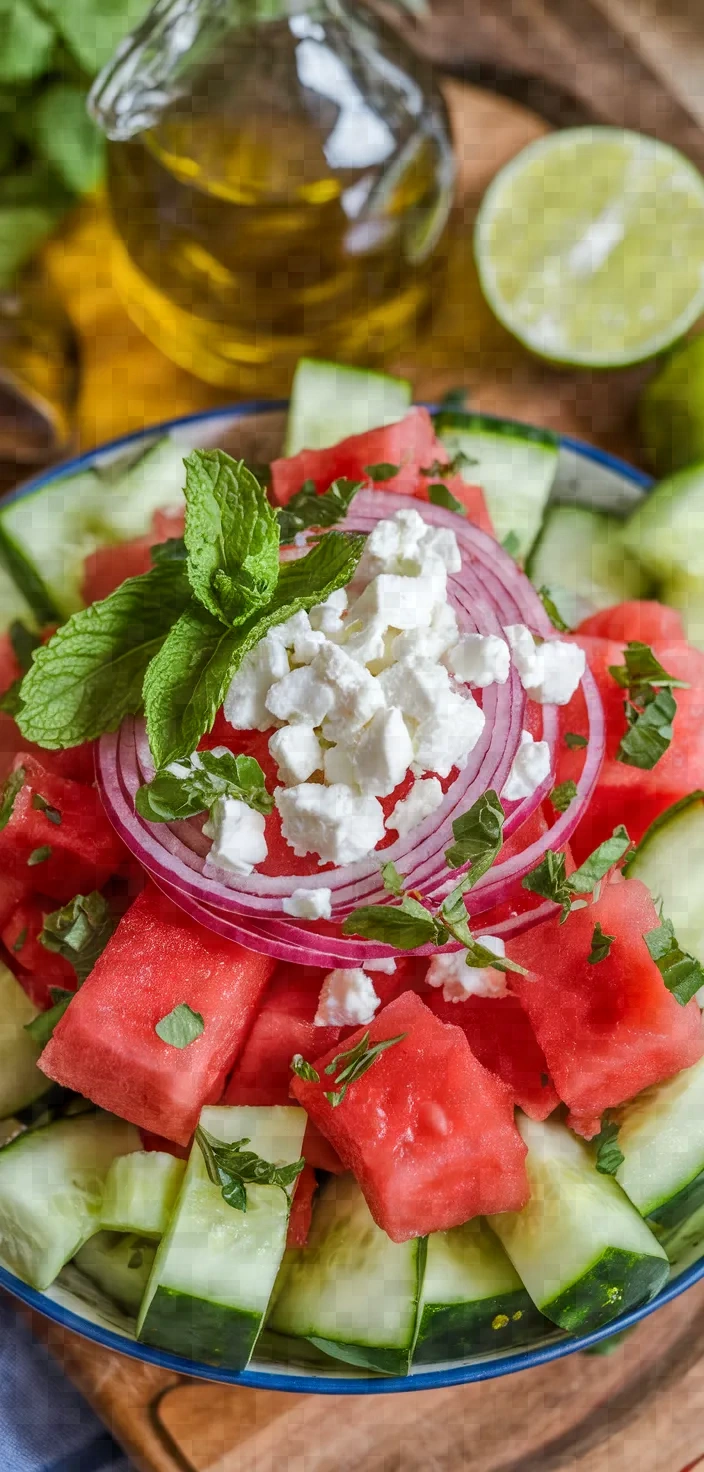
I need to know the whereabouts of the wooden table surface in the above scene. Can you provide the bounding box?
[10,4,704,1469]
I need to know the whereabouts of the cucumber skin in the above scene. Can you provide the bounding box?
[0,524,61,626]
[255,1328,335,1368]
[139,1285,262,1370]
[413,1288,549,1365]
[434,411,558,450]
[542,1247,669,1333]
[647,1166,704,1236]
[625,790,704,871]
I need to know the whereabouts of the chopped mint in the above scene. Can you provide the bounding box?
[588,922,615,964]
[195,1125,304,1212]
[155,1002,205,1049]
[276,477,361,545]
[522,827,631,918]
[136,749,272,823]
[31,793,61,825]
[609,642,689,698]
[363,462,400,481]
[609,643,687,771]
[501,530,521,559]
[25,995,73,1046]
[380,860,405,898]
[538,586,571,632]
[643,915,704,1006]
[11,927,27,954]
[40,891,116,985]
[564,731,588,750]
[594,1117,624,1176]
[550,780,578,814]
[342,899,442,950]
[444,790,504,877]
[0,766,24,830]
[427,483,466,516]
[290,1054,320,1084]
[569,826,631,894]
[27,845,52,866]
[323,1030,407,1107]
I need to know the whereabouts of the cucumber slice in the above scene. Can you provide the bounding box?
[0,961,52,1119]
[138,1105,306,1371]
[434,412,558,559]
[100,1150,186,1239]
[660,574,704,652]
[527,504,651,628]
[284,359,412,455]
[490,1114,669,1333]
[0,564,35,634]
[0,438,189,621]
[654,1198,704,1266]
[622,461,704,584]
[74,1231,157,1316]
[413,1217,549,1365]
[256,1325,338,1368]
[0,1111,139,1290]
[626,792,704,972]
[613,1057,704,1229]
[267,1173,425,1376]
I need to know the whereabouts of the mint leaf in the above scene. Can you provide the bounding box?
[521,849,572,914]
[501,530,521,559]
[269,530,365,612]
[27,845,52,866]
[136,748,272,822]
[342,902,440,949]
[195,1125,304,1212]
[608,642,688,697]
[0,766,25,831]
[25,995,72,1047]
[594,1117,624,1176]
[444,790,504,878]
[617,688,676,770]
[11,927,27,954]
[0,0,55,85]
[538,586,570,633]
[16,560,190,749]
[522,828,631,920]
[155,1003,205,1049]
[568,826,631,894]
[291,1054,320,1083]
[323,1030,406,1106]
[143,601,243,769]
[40,891,116,985]
[32,794,61,825]
[428,483,466,516]
[564,731,588,749]
[184,451,280,627]
[364,462,400,481]
[643,915,704,1006]
[276,477,361,545]
[381,860,405,897]
[550,780,578,814]
[151,538,187,566]
[588,922,615,964]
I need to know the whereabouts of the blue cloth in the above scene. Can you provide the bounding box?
[0,1297,133,1472]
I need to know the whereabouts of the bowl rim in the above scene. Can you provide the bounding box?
[4,398,686,1396]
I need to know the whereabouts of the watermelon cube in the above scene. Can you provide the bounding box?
[39,885,275,1144]
[291,991,529,1241]
[424,991,559,1122]
[0,873,31,930]
[224,961,340,1107]
[508,877,704,1138]
[575,600,685,644]
[0,755,124,901]
[2,895,76,1009]
[287,1162,317,1248]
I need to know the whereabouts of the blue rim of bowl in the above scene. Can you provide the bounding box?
[1,400,674,1395]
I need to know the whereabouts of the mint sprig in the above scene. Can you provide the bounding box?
[136,748,272,823]
[183,451,280,626]
[594,1116,624,1176]
[522,826,631,920]
[276,477,361,545]
[323,1030,407,1107]
[588,921,615,964]
[25,890,116,1044]
[195,1126,304,1212]
[609,643,688,771]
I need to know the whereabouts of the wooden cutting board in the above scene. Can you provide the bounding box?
[11,55,704,1472]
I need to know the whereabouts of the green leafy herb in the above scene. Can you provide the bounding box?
[608,642,689,698]
[31,793,61,825]
[268,530,365,613]
[501,531,521,559]
[40,891,116,986]
[594,1117,624,1176]
[421,451,476,478]
[380,860,405,898]
[16,559,191,749]
[155,1003,205,1049]
[136,748,272,823]
[550,780,578,814]
[538,586,570,633]
[521,849,573,915]
[617,688,677,770]
[438,386,470,412]
[564,731,588,750]
[643,916,704,1006]
[24,995,73,1046]
[363,462,400,481]
[11,926,27,954]
[195,1125,304,1212]
[290,1054,320,1084]
[342,900,442,950]
[569,826,631,894]
[27,845,51,866]
[427,483,466,516]
[0,766,24,830]
[323,1030,407,1107]
[183,450,280,627]
[33,83,104,195]
[439,890,527,975]
[9,620,41,674]
[444,790,504,877]
[151,537,187,566]
[276,477,361,545]
[522,829,630,919]
[588,922,615,964]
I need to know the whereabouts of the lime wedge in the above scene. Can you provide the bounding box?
[640,332,704,475]
[474,128,704,368]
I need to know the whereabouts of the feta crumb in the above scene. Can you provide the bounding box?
[314,968,381,1026]
[270,609,327,664]
[282,887,332,920]
[314,642,386,744]
[355,508,461,583]
[352,705,413,797]
[323,744,359,788]
[447,633,510,688]
[501,729,551,802]
[203,796,268,876]
[503,624,585,705]
[335,615,388,668]
[224,633,290,730]
[275,783,385,865]
[363,958,397,973]
[348,570,447,633]
[309,588,348,635]
[386,776,444,837]
[268,725,323,785]
[413,690,485,779]
[391,602,458,663]
[425,936,507,1002]
[379,657,454,722]
[265,662,336,727]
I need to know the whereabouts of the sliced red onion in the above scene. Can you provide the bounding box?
[97,491,605,965]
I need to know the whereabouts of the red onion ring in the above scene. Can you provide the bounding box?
[97,491,605,964]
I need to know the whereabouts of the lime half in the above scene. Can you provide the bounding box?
[475,128,704,368]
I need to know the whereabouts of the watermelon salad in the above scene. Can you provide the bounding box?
[2,360,704,1377]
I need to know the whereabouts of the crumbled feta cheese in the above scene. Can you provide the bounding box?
[323,744,359,788]
[351,705,413,798]
[413,690,485,778]
[276,783,385,865]
[447,633,510,688]
[425,936,507,1002]
[503,624,585,705]
[224,633,290,730]
[355,508,461,583]
[309,588,348,635]
[363,958,397,973]
[391,602,458,663]
[203,796,268,876]
[386,776,444,837]
[335,615,388,668]
[378,657,454,722]
[282,887,332,920]
[268,724,323,785]
[348,570,447,633]
[314,968,381,1026]
[270,609,326,664]
[265,662,336,727]
[314,643,386,744]
[501,729,551,802]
